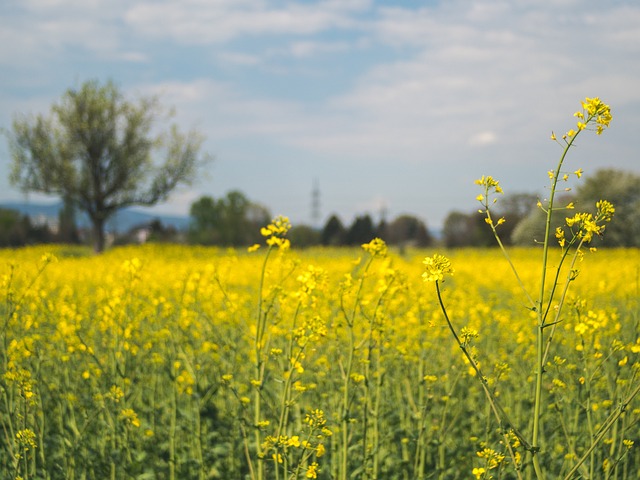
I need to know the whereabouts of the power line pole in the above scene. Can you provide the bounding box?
[311,178,321,229]
[378,202,388,225]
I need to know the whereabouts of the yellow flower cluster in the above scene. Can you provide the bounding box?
[422,254,454,283]
[260,215,292,249]
[119,408,141,428]
[474,175,503,193]
[475,176,507,227]
[476,447,505,469]
[578,96,612,134]
[15,429,37,449]
[554,96,612,140]
[564,199,615,244]
[361,237,388,257]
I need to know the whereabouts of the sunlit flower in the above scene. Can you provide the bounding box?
[422,254,454,283]
[306,462,319,478]
[120,408,141,428]
[15,429,37,449]
[361,237,388,257]
[261,215,292,250]
[472,467,486,479]
[555,227,566,247]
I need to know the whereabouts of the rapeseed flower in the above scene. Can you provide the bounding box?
[306,462,319,478]
[287,435,301,448]
[472,467,486,479]
[259,215,292,250]
[15,429,37,449]
[120,408,141,428]
[474,175,503,193]
[361,237,388,257]
[565,199,615,244]
[422,254,454,283]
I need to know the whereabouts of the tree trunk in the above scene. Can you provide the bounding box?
[91,217,106,253]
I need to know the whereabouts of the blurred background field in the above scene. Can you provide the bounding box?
[1,244,638,479]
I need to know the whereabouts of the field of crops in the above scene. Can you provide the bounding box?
[1,235,639,479]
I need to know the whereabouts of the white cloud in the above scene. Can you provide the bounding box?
[586,7,640,52]
[216,51,262,66]
[0,0,128,70]
[469,131,497,147]
[21,0,108,9]
[136,78,313,141]
[124,0,370,44]
[275,0,640,163]
[126,0,639,173]
[288,40,350,58]
[119,51,149,63]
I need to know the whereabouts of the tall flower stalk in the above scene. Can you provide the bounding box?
[423,97,633,479]
[337,238,388,480]
[251,216,292,480]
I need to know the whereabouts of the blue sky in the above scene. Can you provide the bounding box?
[1,0,639,229]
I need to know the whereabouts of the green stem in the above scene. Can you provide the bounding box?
[340,325,355,480]
[486,211,535,308]
[371,341,383,480]
[169,373,178,480]
[531,326,545,480]
[435,281,530,454]
[412,355,428,478]
[195,398,205,480]
[276,303,302,438]
[339,256,374,480]
[361,288,386,478]
[531,132,580,479]
[563,381,640,480]
[253,245,274,480]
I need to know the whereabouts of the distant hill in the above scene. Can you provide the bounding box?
[0,201,191,232]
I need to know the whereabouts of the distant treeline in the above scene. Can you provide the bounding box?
[187,191,433,248]
[1,168,638,249]
[0,203,80,247]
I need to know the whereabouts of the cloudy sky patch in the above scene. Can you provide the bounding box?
[0,0,638,229]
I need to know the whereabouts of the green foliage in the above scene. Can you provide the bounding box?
[320,215,345,246]
[511,194,573,246]
[188,191,271,246]
[0,208,29,246]
[512,168,640,247]
[6,79,208,253]
[443,193,537,248]
[0,208,56,247]
[443,210,494,247]
[320,213,432,248]
[345,214,375,245]
[288,225,321,247]
[383,214,432,247]
[575,168,640,247]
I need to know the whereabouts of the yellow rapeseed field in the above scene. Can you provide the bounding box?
[1,242,638,479]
